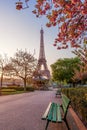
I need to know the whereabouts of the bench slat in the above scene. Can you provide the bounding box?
[42,102,52,120]
[57,104,62,122]
[62,94,70,108]
[62,94,70,115]
[52,103,57,122]
[47,103,54,121]
[62,103,67,114]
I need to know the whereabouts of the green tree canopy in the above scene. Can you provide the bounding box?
[51,57,80,84]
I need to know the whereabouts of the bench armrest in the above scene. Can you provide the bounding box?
[42,102,52,120]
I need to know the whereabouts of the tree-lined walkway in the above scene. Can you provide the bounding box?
[0,90,67,130]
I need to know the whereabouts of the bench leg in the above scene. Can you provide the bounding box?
[45,120,49,130]
[64,119,70,130]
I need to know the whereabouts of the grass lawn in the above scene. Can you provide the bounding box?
[0,86,35,96]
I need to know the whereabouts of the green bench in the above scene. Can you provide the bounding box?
[55,89,61,97]
[42,94,71,130]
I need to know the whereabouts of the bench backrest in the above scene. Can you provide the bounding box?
[62,94,71,119]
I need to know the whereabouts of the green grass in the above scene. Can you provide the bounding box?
[0,86,35,96]
[1,90,25,95]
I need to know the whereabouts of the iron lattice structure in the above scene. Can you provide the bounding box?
[37,28,50,79]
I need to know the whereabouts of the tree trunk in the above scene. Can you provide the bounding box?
[0,87,1,96]
[0,73,3,87]
[0,73,3,96]
[24,78,26,91]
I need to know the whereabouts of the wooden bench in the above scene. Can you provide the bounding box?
[42,94,71,130]
[55,89,61,97]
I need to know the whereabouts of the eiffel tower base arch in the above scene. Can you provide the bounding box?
[32,71,50,90]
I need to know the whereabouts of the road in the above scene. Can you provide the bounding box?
[0,90,67,130]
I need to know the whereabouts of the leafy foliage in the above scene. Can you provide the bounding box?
[51,57,80,83]
[72,46,87,83]
[34,0,87,49]
[62,87,87,126]
[16,0,87,49]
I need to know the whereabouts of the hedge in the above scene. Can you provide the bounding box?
[62,87,87,126]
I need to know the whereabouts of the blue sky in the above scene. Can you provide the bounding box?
[0,0,75,71]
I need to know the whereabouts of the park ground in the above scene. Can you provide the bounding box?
[0,89,86,130]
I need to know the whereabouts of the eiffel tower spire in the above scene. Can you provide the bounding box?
[37,27,50,79]
[39,27,45,60]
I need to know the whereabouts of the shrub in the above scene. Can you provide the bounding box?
[62,87,87,125]
[26,86,35,91]
[1,89,16,92]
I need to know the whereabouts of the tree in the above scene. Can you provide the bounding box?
[16,0,87,50]
[16,0,29,10]
[51,57,80,84]
[72,64,87,84]
[72,45,87,64]
[5,49,37,91]
[72,45,87,84]
[0,54,8,87]
[0,54,9,95]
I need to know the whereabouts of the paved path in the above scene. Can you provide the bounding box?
[0,90,67,130]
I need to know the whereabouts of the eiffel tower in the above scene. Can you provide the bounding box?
[37,27,50,79]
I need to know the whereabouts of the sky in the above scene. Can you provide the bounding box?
[0,0,76,71]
